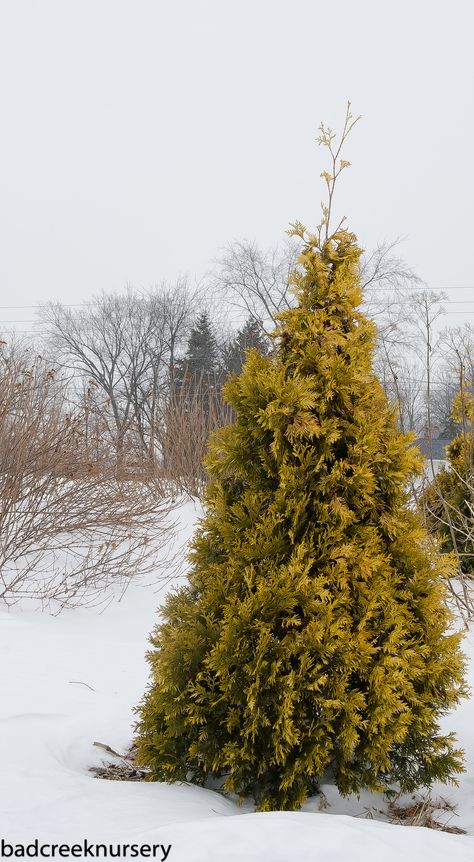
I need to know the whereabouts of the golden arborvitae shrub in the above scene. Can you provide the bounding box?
[135,230,467,810]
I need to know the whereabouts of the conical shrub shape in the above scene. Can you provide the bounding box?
[136,231,466,810]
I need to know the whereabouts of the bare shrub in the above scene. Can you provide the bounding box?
[0,345,176,608]
[158,378,233,499]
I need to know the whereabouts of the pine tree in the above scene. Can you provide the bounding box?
[176,311,219,385]
[136,106,466,810]
[174,311,220,414]
[221,318,269,379]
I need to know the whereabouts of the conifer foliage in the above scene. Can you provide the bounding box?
[175,311,220,391]
[136,229,466,809]
[173,311,220,414]
[221,317,269,378]
[136,106,466,809]
[422,389,474,575]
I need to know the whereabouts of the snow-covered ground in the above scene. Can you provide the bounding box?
[1,499,474,861]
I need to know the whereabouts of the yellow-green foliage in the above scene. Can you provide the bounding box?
[422,390,474,573]
[135,231,467,810]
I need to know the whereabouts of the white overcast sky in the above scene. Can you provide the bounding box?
[0,0,473,333]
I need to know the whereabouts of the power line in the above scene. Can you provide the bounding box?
[0,284,472,310]
[382,378,462,388]
[0,303,90,310]
[2,301,474,321]
[367,286,474,292]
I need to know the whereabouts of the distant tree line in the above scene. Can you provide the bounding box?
[0,237,470,494]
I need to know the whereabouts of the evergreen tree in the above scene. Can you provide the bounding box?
[136,229,466,810]
[221,318,269,379]
[176,311,219,385]
[174,311,220,413]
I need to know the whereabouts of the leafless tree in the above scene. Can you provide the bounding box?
[374,351,425,434]
[360,238,423,337]
[428,365,459,439]
[213,238,300,332]
[408,290,447,436]
[41,280,200,468]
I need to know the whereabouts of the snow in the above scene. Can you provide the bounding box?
[1,499,474,860]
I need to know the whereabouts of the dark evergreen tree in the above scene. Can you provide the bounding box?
[174,311,220,414]
[136,229,467,810]
[176,311,219,385]
[221,318,269,379]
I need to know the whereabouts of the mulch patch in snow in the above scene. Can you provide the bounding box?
[89,741,149,781]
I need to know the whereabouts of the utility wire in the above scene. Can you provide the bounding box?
[0,303,89,309]
[0,285,472,310]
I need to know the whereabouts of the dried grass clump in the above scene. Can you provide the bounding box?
[388,795,466,834]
